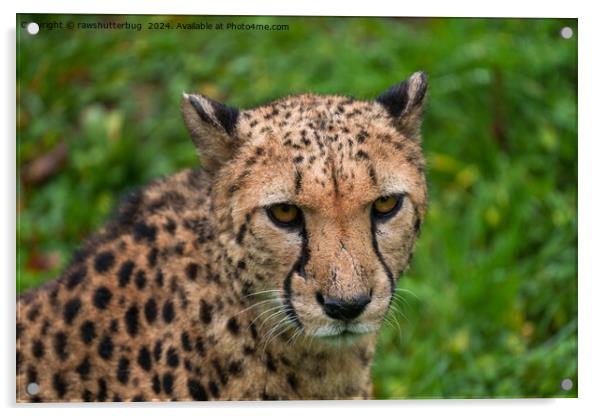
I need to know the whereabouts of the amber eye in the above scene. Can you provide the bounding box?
[267,204,301,227]
[372,195,403,218]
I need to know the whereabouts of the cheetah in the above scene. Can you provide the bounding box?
[16,71,428,402]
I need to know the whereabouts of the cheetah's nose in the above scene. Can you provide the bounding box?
[321,295,371,321]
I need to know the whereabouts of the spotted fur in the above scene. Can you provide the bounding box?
[16,72,428,402]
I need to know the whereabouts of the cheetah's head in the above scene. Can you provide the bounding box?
[182,72,428,345]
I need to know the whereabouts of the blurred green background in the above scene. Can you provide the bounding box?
[16,15,577,399]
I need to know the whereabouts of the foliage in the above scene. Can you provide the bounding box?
[17,15,577,399]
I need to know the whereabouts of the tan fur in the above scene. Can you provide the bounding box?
[17,75,427,402]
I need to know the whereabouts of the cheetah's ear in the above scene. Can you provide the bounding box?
[181,93,240,174]
[376,71,428,139]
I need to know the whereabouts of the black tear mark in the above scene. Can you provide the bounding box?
[370,215,395,295]
[283,227,309,329]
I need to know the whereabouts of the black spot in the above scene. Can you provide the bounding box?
[110,319,119,333]
[153,341,163,362]
[133,222,157,243]
[26,307,40,322]
[212,359,228,385]
[80,320,96,344]
[152,374,161,394]
[76,356,91,380]
[135,270,147,290]
[174,242,185,255]
[26,366,37,383]
[155,269,164,287]
[164,219,176,235]
[52,372,68,398]
[181,332,192,352]
[200,300,213,324]
[162,373,174,395]
[113,394,122,402]
[117,261,135,287]
[236,260,246,270]
[31,339,45,358]
[97,378,108,402]
[294,170,303,194]
[293,155,304,163]
[82,389,93,402]
[287,373,299,391]
[228,360,243,376]
[266,352,277,372]
[195,337,205,356]
[162,301,175,323]
[185,263,198,281]
[94,251,115,273]
[144,298,158,324]
[93,286,112,309]
[226,317,240,335]
[48,286,59,307]
[98,335,114,360]
[65,266,87,290]
[53,331,68,361]
[63,298,82,324]
[117,357,130,384]
[166,347,179,368]
[137,346,152,372]
[125,305,140,336]
[132,394,145,402]
[208,381,220,397]
[187,379,208,401]
[356,150,370,160]
[356,130,369,143]
[235,224,247,245]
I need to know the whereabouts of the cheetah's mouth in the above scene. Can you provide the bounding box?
[312,322,376,344]
[316,329,368,346]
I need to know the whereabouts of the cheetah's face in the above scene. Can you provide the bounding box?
[182,72,428,344]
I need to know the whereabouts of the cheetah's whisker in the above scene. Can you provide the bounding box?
[242,289,284,299]
[252,305,286,330]
[234,298,278,317]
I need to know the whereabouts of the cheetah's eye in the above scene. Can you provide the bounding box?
[372,195,404,219]
[267,204,302,227]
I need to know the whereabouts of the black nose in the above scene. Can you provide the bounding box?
[321,295,371,321]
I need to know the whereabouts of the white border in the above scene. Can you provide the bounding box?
[2,1,599,415]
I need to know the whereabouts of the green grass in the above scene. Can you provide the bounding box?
[17,15,577,399]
